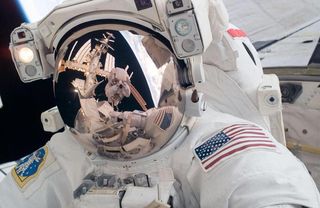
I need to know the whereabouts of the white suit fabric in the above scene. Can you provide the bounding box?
[0,108,319,208]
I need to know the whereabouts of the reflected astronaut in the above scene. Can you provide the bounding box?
[1,0,320,207]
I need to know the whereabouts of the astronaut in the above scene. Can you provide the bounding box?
[1,0,320,207]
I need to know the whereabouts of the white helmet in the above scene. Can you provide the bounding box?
[9,0,229,160]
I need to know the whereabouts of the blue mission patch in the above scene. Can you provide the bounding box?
[12,146,48,188]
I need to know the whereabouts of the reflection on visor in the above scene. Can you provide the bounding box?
[59,31,175,108]
[121,31,169,107]
[63,31,151,109]
[55,29,184,160]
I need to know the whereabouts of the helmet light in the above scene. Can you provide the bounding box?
[175,19,192,36]
[18,47,34,63]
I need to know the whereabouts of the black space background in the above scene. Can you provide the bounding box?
[0,1,55,163]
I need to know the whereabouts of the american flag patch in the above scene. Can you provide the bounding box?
[154,108,173,130]
[194,124,276,172]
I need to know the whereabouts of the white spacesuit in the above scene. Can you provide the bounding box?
[1,0,320,207]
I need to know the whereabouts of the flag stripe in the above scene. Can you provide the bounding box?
[224,126,262,134]
[225,126,262,133]
[154,110,165,126]
[204,143,276,170]
[223,124,256,131]
[228,130,266,137]
[230,135,269,140]
[225,128,263,136]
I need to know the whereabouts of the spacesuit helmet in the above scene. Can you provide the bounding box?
[9,0,229,160]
